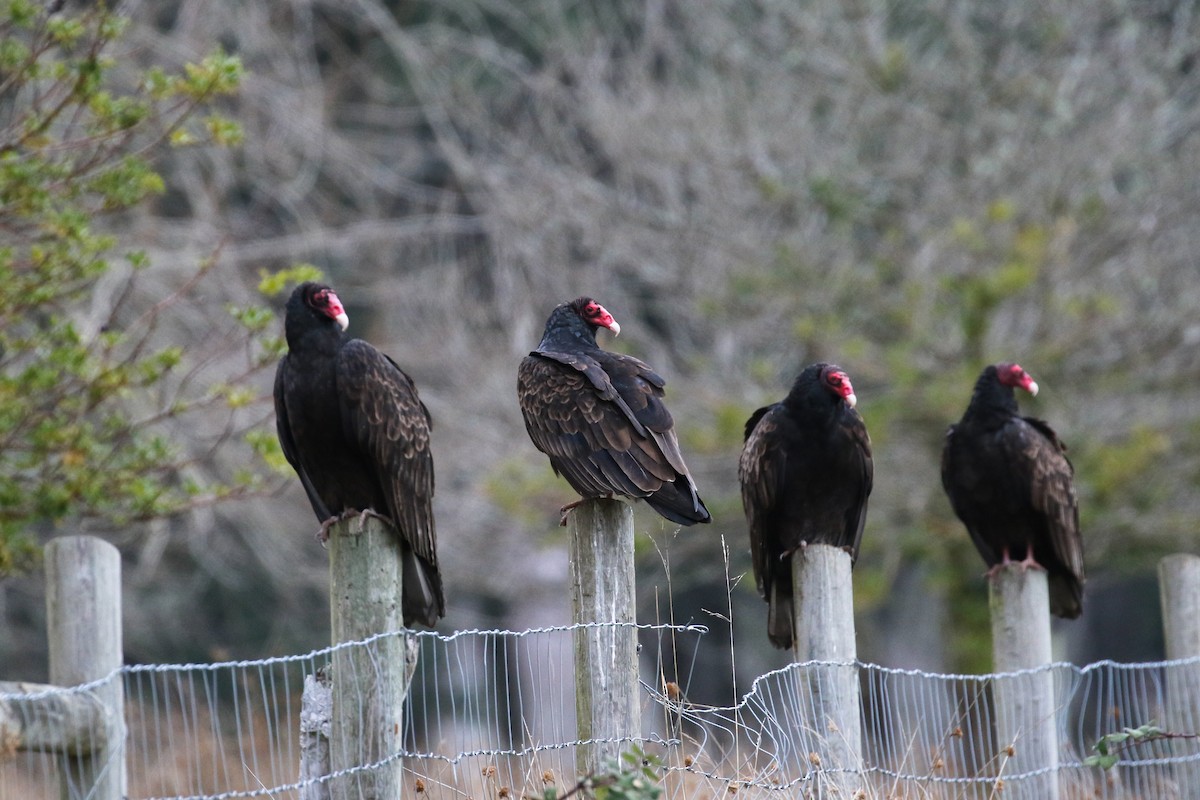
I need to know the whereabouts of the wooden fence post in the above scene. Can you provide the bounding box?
[327,515,412,800]
[1158,554,1200,796]
[568,498,638,778]
[791,543,863,796]
[45,535,126,800]
[989,564,1060,800]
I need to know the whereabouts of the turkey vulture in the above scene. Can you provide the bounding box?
[941,362,1084,619]
[517,297,710,526]
[274,282,443,627]
[739,363,873,649]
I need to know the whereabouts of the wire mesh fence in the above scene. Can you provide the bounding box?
[3,623,1199,799]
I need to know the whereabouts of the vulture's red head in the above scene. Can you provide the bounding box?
[995,362,1038,396]
[304,283,349,331]
[570,297,620,336]
[822,365,858,408]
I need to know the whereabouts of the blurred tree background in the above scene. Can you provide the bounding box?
[2,0,1198,699]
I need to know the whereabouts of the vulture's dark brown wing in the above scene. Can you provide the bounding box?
[842,409,874,558]
[739,404,799,648]
[518,348,702,512]
[738,404,784,599]
[941,427,971,533]
[1018,416,1084,610]
[273,355,331,522]
[941,423,1003,565]
[334,340,437,570]
[595,349,702,489]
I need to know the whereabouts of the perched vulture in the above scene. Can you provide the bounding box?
[941,362,1084,619]
[739,363,873,649]
[274,282,443,627]
[517,297,710,526]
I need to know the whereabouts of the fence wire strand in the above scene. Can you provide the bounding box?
[3,624,1200,800]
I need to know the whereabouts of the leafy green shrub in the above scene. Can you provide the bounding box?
[0,1,293,571]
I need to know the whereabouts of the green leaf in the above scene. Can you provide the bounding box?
[204,114,244,146]
[1084,753,1119,770]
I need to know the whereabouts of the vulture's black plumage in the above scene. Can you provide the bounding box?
[274,282,443,627]
[739,363,873,649]
[517,297,710,526]
[941,362,1084,619]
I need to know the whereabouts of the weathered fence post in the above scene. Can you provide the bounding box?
[326,515,410,800]
[792,543,863,796]
[1158,554,1200,796]
[45,535,126,800]
[989,565,1060,800]
[568,498,638,778]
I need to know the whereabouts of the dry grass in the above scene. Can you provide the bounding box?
[2,708,1184,800]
